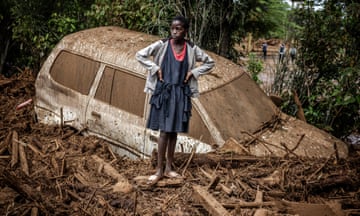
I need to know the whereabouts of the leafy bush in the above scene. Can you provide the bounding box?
[247,53,263,84]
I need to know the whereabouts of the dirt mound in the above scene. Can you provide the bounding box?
[0,70,359,215]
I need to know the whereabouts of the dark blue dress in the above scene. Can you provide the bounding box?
[147,42,192,133]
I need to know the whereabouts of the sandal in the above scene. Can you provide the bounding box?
[164,171,183,179]
[147,174,162,186]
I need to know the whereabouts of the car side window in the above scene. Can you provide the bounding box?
[95,66,146,117]
[50,51,99,95]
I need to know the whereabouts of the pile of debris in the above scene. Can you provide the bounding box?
[0,70,359,215]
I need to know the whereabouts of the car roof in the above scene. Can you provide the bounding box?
[57,26,245,94]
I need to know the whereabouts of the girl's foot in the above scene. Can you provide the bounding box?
[164,171,183,179]
[147,174,163,185]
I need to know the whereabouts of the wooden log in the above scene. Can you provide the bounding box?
[192,185,231,216]
[171,152,278,169]
[19,141,30,175]
[11,131,19,168]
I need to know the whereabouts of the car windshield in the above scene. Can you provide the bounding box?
[199,73,276,141]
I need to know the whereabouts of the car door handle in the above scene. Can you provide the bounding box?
[91,111,101,119]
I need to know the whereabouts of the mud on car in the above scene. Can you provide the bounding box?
[34,26,348,159]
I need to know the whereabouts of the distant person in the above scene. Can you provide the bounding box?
[262,42,267,60]
[279,43,285,63]
[290,46,297,63]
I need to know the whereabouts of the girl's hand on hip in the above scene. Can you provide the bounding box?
[158,69,164,82]
[184,71,192,83]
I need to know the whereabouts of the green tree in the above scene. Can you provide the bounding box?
[282,0,360,137]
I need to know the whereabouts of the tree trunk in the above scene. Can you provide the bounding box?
[218,19,232,58]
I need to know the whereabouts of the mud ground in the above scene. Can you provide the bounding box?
[0,69,359,216]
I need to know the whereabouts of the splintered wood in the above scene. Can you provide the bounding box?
[1,70,360,215]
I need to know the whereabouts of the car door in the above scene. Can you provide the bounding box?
[36,51,100,130]
[85,65,147,159]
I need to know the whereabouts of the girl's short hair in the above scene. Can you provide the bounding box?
[172,16,189,30]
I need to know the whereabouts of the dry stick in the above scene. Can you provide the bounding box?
[333,142,339,163]
[108,145,117,164]
[28,143,46,158]
[306,152,335,182]
[242,131,274,154]
[0,155,10,159]
[56,180,63,200]
[62,127,87,140]
[85,188,97,210]
[241,130,286,153]
[78,207,92,216]
[161,193,180,212]
[66,189,83,201]
[280,143,299,158]
[200,167,213,179]
[60,157,65,176]
[133,190,138,216]
[282,134,305,158]
[19,207,31,216]
[181,146,196,176]
[0,132,12,155]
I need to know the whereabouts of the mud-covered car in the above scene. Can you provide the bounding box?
[34,26,348,159]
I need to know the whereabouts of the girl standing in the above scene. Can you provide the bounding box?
[136,16,215,185]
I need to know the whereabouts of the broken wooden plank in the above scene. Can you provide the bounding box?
[254,208,271,216]
[219,183,232,195]
[92,155,133,193]
[254,186,263,203]
[283,200,340,216]
[133,176,183,187]
[192,185,231,216]
[222,201,277,208]
[0,131,12,155]
[0,155,10,159]
[19,142,30,175]
[28,143,46,158]
[207,175,220,190]
[219,137,250,155]
[11,131,19,168]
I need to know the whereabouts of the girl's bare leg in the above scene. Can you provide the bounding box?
[148,131,168,184]
[164,132,182,178]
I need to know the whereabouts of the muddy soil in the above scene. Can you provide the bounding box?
[0,69,359,216]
